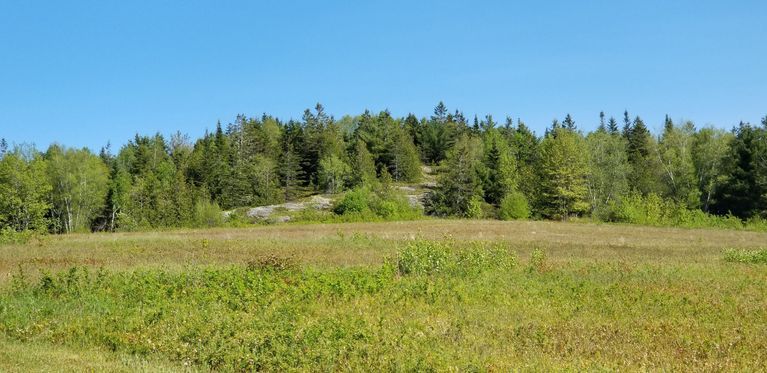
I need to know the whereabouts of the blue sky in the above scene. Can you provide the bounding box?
[1,1,765,152]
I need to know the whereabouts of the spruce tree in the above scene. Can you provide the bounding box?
[482,131,517,206]
[350,139,377,187]
[626,116,660,195]
[424,134,484,217]
[598,111,606,132]
[607,117,620,135]
[538,128,590,220]
[280,143,304,201]
[562,114,576,131]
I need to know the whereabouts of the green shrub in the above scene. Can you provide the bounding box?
[498,192,531,220]
[397,240,451,275]
[607,192,759,231]
[0,228,36,245]
[528,248,548,273]
[333,188,371,215]
[332,187,422,221]
[396,239,517,276]
[193,199,224,228]
[723,248,767,264]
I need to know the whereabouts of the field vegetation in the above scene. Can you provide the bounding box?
[1,220,766,371]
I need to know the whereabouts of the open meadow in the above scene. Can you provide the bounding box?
[1,220,766,371]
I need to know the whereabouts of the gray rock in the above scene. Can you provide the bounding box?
[273,216,291,223]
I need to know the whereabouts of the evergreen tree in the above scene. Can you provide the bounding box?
[482,130,517,205]
[279,143,304,201]
[562,114,576,130]
[713,122,767,218]
[622,110,632,137]
[538,128,590,220]
[350,139,377,187]
[389,126,422,182]
[607,117,620,135]
[508,121,540,209]
[424,134,484,217]
[626,116,661,195]
[598,111,606,132]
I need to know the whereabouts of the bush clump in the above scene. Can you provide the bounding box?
[193,199,224,228]
[396,239,516,276]
[608,192,751,230]
[723,248,767,264]
[498,192,531,220]
[333,186,421,221]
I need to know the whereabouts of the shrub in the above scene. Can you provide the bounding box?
[397,240,451,275]
[193,199,224,228]
[333,187,422,221]
[528,248,549,273]
[0,228,36,245]
[498,192,531,220]
[396,239,517,276]
[607,192,759,231]
[723,248,767,264]
[247,255,297,271]
[333,188,371,215]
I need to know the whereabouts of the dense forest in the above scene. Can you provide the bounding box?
[1,102,766,235]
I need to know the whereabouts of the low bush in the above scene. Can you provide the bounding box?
[193,199,224,228]
[527,248,549,273]
[607,192,760,231]
[332,186,422,221]
[396,239,517,276]
[723,248,767,264]
[0,228,37,245]
[498,192,531,220]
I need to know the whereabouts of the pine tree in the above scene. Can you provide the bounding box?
[424,134,484,217]
[563,114,576,130]
[598,111,606,132]
[626,116,661,195]
[713,122,767,218]
[509,121,540,210]
[432,101,448,123]
[482,131,517,205]
[389,127,422,182]
[350,139,377,187]
[607,117,620,135]
[280,143,304,201]
[538,128,590,220]
[622,110,632,137]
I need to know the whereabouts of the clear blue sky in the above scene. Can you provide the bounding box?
[1,1,765,152]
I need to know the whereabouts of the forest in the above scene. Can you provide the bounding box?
[1,102,766,235]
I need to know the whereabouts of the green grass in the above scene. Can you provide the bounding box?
[1,221,766,370]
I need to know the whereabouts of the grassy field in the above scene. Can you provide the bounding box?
[1,220,766,371]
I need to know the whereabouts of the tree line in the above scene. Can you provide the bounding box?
[1,103,766,234]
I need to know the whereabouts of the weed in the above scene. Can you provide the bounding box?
[247,255,297,271]
[723,248,767,264]
[528,248,549,273]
